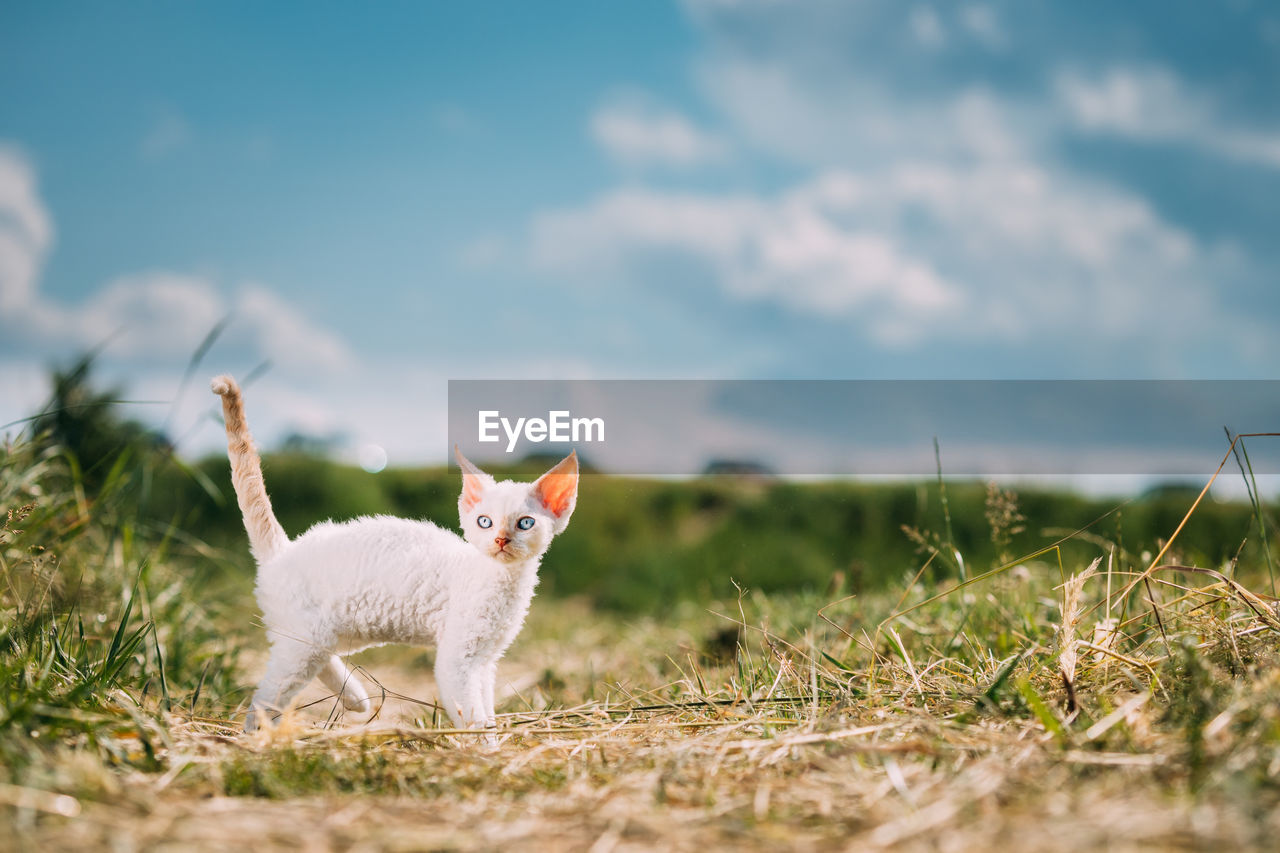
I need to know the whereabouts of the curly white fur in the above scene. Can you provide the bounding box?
[211,376,578,733]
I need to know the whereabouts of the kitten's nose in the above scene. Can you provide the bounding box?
[494,536,511,548]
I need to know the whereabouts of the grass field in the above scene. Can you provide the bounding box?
[4,427,1280,851]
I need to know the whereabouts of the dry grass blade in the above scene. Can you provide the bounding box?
[0,783,81,817]
[886,625,927,703]
[719,722,896,755]
[1115,431,1280,606]
[1085,691,1152,741]
[1149,564,1280,635]
[860,761,1005,848]
[1057,557,1101,712]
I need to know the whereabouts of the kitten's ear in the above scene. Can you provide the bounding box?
[532,450,578,531]
[455,445,494,511]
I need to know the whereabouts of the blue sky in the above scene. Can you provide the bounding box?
[3,1,1280,466]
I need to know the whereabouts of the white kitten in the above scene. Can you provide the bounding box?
[210,375,578,734]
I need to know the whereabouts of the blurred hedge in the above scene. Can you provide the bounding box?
[146,454,1273,613]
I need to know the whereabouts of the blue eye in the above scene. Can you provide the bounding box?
[477,515,493,529]
[517,516,535,530]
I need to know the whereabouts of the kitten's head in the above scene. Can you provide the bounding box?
[455,446,578,564]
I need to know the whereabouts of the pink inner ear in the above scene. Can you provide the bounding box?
[533,452,578,517]
[536,473,575,517]
[460,475,485,510]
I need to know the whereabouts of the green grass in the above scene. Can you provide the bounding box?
[0,437,246,786]
[5,425,1280,849]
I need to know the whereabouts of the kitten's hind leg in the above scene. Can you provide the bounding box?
[246,638,328,733]
[319,655,372,714]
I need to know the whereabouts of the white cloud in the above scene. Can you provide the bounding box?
[638,5,1273,368]
[1057,66,1280,170]
[234,284,351,373]
[960,4,1005,50]
[0,360,50,435]
[49,273,352,373]
[531,182,962,345]
[591,100,727,167]
[1057,66,1207,139]
[907,4,1004,52]
[0,146,53,312]
[871,161,1194,272]
[528,152,1241,351]
[79,272,224,356]
[700,59,1033,168]
[0,145,353,376]
[909,6,946,49]
[687,4,1280,178]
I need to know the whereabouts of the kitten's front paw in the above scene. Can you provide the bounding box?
[244,710,259,734]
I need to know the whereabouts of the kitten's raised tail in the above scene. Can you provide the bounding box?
[211,375,288,564]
